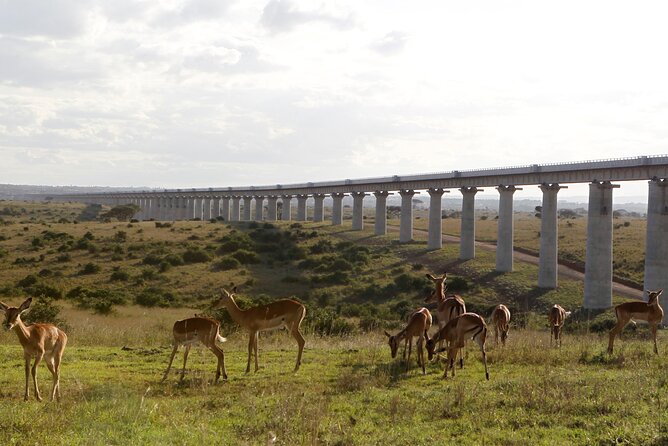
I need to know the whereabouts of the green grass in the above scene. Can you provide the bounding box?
[1,330,668,445]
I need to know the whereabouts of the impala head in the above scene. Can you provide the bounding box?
[212,285,237,310]
[647,289,663,306]
[0,298,31,330]
[384,331,400,358]
[424,272,447,303]
[424,330,438,361]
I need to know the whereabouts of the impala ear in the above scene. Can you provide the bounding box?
[425,274,436,281]
[441,271,448,279]
[18,298,32,313]
[0,301,8,312]
[384,331,392,338]
[565,311,572,318]
[657,289,664,296]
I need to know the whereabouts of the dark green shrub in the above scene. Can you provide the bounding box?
[446,276,469,292]
[22,297,68,329]
[142,253,162,265]
[135,287,178,307]
[216,232,255,254]
[231,249,260,265]
[79,262,101,275]
[56,253,71,262]
[309,239,334,254]
[212,257,241,271]
[110,270,130,282]
[182,248,211,264]
[163,254,184,266]
[17,274,39,288]
[158,261,172,273]
[26,283,63,300]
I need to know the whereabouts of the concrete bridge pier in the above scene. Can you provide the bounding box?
[373,191,391,235]
[186,197,196,220]
[496,185,521,272]
[175,197,185,220]
[460,187,481,260]
[644,178,668,321]
[201,197,211,221]
[331,193,346,225]
[296,195,308,221]
[219,197,230,221]
[584,181,619,309]
[281,195,292,220]
[230,196,241,221]
[159,197,168,221]
[194,197,204,220]
[242,196,252,221]
[399,190,417,243]
[352,192,367,230]
[538,184,566,288]
[313,194,325,222]
[254,196,264,221]
[428,188,447,249]
[266,196,278,221]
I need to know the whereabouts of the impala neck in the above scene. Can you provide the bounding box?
[11,316,31,346]
[223,296,247,323]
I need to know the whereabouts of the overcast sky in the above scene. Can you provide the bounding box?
[1,0,667,199]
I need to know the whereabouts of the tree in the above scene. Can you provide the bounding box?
[101,204,140,221]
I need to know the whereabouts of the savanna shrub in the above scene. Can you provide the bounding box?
[212,256,241,271]
[182,248,211,264]
[231,249,260,264]
[79,262,101,275]
[22,297,68,329]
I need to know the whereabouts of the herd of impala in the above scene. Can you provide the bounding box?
[0,272,664,402]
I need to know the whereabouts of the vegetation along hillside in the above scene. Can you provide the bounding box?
[0,199,665,445]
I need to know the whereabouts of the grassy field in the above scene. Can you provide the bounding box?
[0,200,663,445]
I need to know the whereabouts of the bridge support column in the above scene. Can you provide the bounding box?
[331,193,345,225]
[374,191,391,235]
[242,196,252,221]
[220,197,230,221]
[254,196,264,221]
[296,195,308,221]
[352,192,367,230]
[460,187,481,260]
[202,197,212,221]
[584,181,619,309]
[281,195,292,220]
[399,190,417,243]
[313,194,325,222]
[159,197,168,221]
[539,184,567,288]
[230,196,241,221]
[644,179,668,321]
[195,197,205,220]
[266,196,278,221]
[174,197,184,221]
[496,185,521,272]
[428,188,447,249]
[186,197,196,220]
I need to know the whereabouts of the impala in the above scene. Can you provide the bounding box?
[491,304,511,346]
[0,298,68,401]
[425,272,466,365]
[548,304,571,347]
[213,287,307,373]
[161,316,228,383]
[424,312,489,380]
[608,289,664,355]
[384,307,432,374]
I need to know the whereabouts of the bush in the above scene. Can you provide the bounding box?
[217,232,255,254]
[17,274,39,288]
[212,257,242,271]
[79,262,101,275]
[110,270,130,282]
[182,248,211,264]
[307,308,355,336]
[135,287,178,307]
[231,249,260,265]
[22,297,68,329]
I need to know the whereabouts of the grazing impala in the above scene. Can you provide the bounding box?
[425,272,466,352]
[424,312,489,380]
[161,316,227,383]
[608,289,664,355]
[384,307,432,374]
[548,304,571,347]
[213,287,307,373]
[491,304,511,346]
[0,298,67,401]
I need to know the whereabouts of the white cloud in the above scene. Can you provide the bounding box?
[260,0,354,34]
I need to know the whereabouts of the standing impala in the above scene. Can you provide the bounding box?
[425,272,466,365]
[608,289,664,355]
[213,287,307,373]
[424,312,489,380]
[161,316,228,383]
[384,307,432,374]
[0,298,67,401]
[491,304,511,346]
[548,304,571,347]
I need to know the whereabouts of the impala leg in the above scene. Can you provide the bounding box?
[45,359,57,402]
[23,356,31,402]
[406,337,412,372]
[180,345,191,382]
[292,328,305,372]
[209,345,227,383]
[245,333,253,373]
[417,337,426,375]
[253,332,260,372]
[53,353,62,401]
[651,323,659,355]
[161,344,179,382]
[32,352,44,402]
[607,318,628,354]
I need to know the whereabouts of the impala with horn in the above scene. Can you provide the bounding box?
[608,289,664,355]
